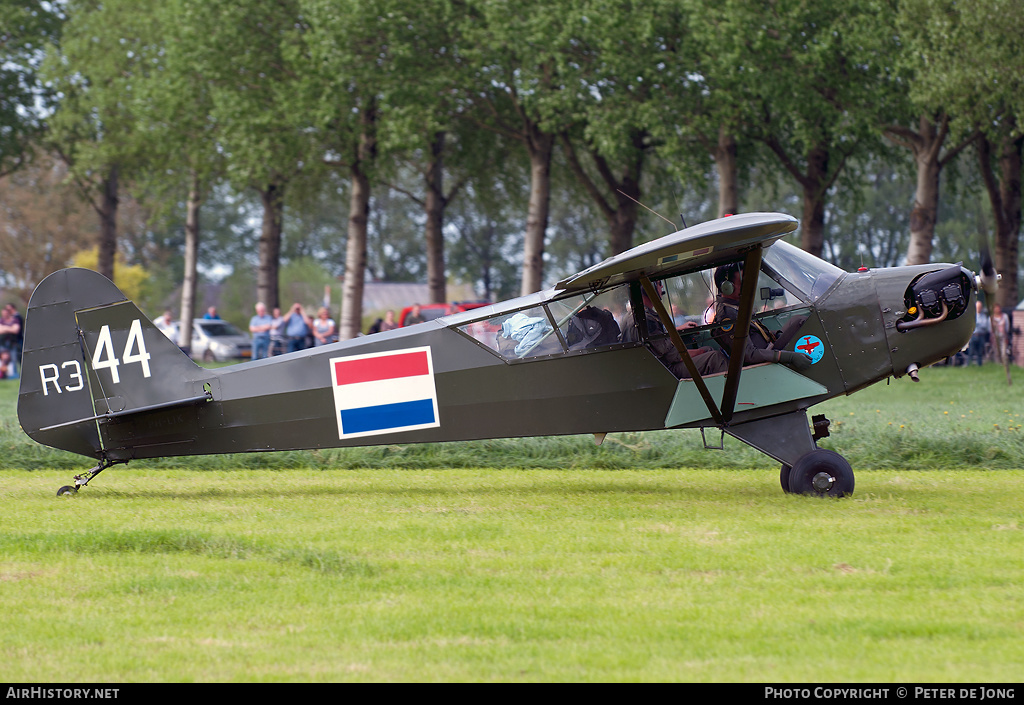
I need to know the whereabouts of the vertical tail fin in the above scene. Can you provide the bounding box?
[18,268,212,459]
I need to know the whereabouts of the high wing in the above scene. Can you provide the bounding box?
[555,212,797,293]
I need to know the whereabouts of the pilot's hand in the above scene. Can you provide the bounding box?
[777,350,812,371]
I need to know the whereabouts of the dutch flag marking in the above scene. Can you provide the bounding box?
[330,347,440,439]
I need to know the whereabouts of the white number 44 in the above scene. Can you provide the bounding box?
[91,319,152,383]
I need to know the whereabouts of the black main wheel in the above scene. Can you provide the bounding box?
[788,449,854,498]
[56,485,78,497]
[780,464,792,493]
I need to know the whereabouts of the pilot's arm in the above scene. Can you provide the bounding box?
[713,300,811,371]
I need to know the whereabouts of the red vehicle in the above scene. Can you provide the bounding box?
[399,301,490,327]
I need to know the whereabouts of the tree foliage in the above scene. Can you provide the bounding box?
[2,0,1023,326]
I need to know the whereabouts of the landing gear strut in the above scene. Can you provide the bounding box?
[56,458,122,497]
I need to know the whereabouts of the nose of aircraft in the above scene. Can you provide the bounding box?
[874,263,978,377]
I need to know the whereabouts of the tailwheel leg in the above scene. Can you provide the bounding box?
[57,458,120,497]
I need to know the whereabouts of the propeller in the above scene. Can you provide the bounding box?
[977,237,1000,316]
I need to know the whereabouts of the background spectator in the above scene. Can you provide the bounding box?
[249,302,274,359]
[404,304,426,326]
[313,307,337,346]
[285,303,312,353]
[380,309,398,331]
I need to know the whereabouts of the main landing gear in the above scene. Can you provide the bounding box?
[781,448,855,498]
[725,410,855,498]
[56,458,122,497]
[778,416,855,498]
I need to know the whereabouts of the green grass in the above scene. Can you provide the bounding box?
[1,364,1023,681]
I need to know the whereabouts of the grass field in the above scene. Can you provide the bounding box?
[1,365,1023,682]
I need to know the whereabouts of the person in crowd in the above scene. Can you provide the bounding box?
[203,306,220,320]
[0,349,16,379]
[269,307,286,356]
[285,303,312,353]
[0,303,25,375]
[404,304,426,326]
[367,318,384,335]
[312,307,337,346]
[968,300,990,366]
[380,309,398,331]
[154,307,173,329]
[990,303,1009,363]
[249,302,274,360]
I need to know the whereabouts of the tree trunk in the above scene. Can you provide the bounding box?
[905,155,941,265]
[257,182,285,311]
[340,163,370,340]
[424,130,447,305]
[339,106,378,341]
[978,129,1023,310]
[179,172,202,351]
[608,189,639,255]
[885,115,979,265]
[520,131,555,295]
[996,133,1022,310]
[715,128,739,218]
[901,117,947,265]
[799,143,830,257]
[97,164,119,281]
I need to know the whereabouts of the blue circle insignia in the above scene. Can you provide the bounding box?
[794,335,824,364]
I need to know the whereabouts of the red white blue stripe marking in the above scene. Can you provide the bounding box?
[330,347,440,439]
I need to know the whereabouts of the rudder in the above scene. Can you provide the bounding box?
[18,268,210,459]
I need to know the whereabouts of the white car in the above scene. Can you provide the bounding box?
[154,317,252,362]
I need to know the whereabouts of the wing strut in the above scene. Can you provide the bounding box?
[719,246,763,424]
[639,275,723,425]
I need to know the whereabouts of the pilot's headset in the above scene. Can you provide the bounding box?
[714,262,742,296]
[642,279,666,302]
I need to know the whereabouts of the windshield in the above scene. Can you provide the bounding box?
[763,241,844,301]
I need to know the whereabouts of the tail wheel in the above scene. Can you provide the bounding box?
[788,449,854,498]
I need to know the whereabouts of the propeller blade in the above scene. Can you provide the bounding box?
[977,236,999,315]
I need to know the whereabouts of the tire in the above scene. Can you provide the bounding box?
[57,485,77,497]
[780,464,792,493]
[788,449,854,498]
[202,349,215,363]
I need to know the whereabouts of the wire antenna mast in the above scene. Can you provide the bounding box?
[617,189,680,231]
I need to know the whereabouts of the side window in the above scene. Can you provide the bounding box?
[456,284,631,360]
[458,305,562,359]
[546,286,629,350]
[662,271,717,327]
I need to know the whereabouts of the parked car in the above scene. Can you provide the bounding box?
[398,301,490,327]
[154,317,252,362]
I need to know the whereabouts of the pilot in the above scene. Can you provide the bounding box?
[624,282,729,379]
[712,262,811,370]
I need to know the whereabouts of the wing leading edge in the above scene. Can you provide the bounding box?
[555,212,798,294]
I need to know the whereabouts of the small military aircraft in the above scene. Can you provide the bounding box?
[17,212,994,498]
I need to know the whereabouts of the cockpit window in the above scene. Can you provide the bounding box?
[763,241,844,301]
[457,284,630,360]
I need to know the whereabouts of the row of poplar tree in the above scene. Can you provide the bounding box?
[1,0,1023,341]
